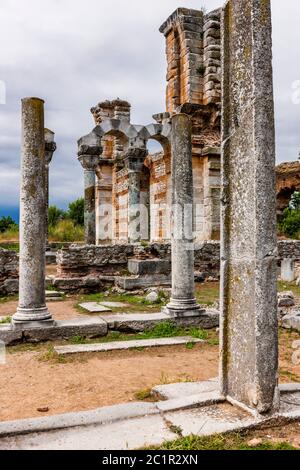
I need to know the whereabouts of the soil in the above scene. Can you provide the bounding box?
[0,299,83,321]
[0,328,299,423]
[0,343,218,422]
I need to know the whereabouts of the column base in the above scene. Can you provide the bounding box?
[12,307,54,328]
[163,298,205,318]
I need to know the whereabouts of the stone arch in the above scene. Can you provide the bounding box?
[143,126,172,242]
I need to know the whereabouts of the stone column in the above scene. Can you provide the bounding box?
[13,98,52,325]
[124,149,147,244]
[281,259,295,282]
[164,114,201,318]
[221,0,279,414]
[78,132,103,245]
[44,129,57,249]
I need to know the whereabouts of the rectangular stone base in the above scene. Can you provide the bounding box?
[115,274,171,291]
[128,259,171,275]
[0,317,108,345]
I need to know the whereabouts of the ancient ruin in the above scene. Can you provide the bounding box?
[0,0,300,451]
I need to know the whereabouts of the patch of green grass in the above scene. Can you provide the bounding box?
[135,389,153,401]
[278,280,300,298]
[0,294,18,304]
[0,243,19,252]
[0,316,11,324]
[38,346,66,364]
[147,432,298,451]
[195,282,219,306]
[70,335,88,345]
[280,368,300,382]
[186,342,196,350]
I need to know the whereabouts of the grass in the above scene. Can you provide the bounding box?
[76,291,168,315]
[0,227,19,242]
[48,220,84,242]
[66,322,213,346]
[278,280,300,298]
[195,282,219,306]
[0,316,11,324]
[147,432,299,451]
[0,243,19,252]
[0,295,18,304]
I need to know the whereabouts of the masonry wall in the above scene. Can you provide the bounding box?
[0,248,19,295]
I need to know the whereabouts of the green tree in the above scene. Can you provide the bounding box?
[67,198,84,226]
[289,191,300,211]
[48,205,66,227]
[0,216,18,233]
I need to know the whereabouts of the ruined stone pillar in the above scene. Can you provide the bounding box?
[124,149,147,244]
[44,129,56,248]
[13,98,52,325]
[78,132,103,245]
[221,0,279,414]
[164,114,201,318]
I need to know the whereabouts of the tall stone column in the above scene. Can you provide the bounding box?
[44,129,57,248]
[220,0,279,414]
[124,149,147,244]
[78,132,103,245]
[164,114,201,318]
[13,98,52,325]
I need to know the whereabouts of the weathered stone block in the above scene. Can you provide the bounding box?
[128,259,171,275]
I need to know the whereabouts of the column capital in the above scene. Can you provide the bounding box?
[78,131,103,158]
[44,128,57,166]
[78,154,101,171]
[124,148,148,172]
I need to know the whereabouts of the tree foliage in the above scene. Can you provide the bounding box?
[279,191,300,239]
[67,198,84,226]
[0,216,18,233]
[48,205,66,227]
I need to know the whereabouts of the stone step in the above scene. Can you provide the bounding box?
[54,336,204,356]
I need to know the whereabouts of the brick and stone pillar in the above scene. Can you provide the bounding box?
[164,114,201,318]
[78,132,103,245]
[95,160,114,245]
[220,0,279,414]
[124,149,147,244]
[13,98,52,325]
[44,129,57,248]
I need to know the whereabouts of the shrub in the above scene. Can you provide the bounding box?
[49,219,84,242]
[67,198,84,226]
[278,208,300,239]
[48,205,66,226]
[0,216,18,233]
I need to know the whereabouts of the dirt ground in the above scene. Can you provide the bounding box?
[0,299,83,321]
[0,329,299,423]
[0,343,218,422]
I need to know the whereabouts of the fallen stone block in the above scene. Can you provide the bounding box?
[128,259,171,275]
[79,302,112,313]
[282,311,300,332]
[0,324,23,346]
[54,336,204,356]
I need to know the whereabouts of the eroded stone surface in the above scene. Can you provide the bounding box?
[220,0,278,413]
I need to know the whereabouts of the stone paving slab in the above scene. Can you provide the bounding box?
[0,387,299,450]
[79,302,112,313]
[153,378,219,400]
[99,301,129,308]
[54,336,203,355]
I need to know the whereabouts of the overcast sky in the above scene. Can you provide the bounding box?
[0,0,299,213]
